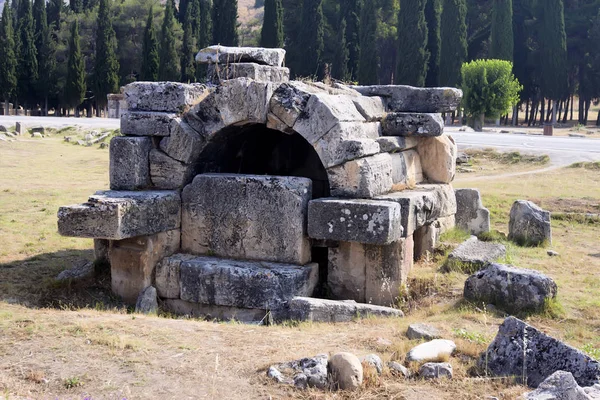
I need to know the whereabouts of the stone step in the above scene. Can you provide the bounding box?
[57,190,181,240]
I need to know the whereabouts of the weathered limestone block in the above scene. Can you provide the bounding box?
[159,118,206,164]
[351,96,386,121]
[328,237,413,306]
[120,111,177,136]
[443,236,506,272]
[124,81,209,113]
[58,190,181,240]
[419,363,453,380]
[524,371,593,399]
[407,340,456,362]
[328,153,393,198]
[381,113,444,137]
[135,286,158,314]
[184,91,224,137]
[417,134,457,184]
[307,198,403,245]
[509,200,552,246]
[293,93,366,144]
[281,297,403,322]
[266,112,294,134]
[481,317,600,387]
[390,150,424,189]
[407,323,442,340]
[376,136,419,153]
[179,256,319,308]
[109,136,152,190]
[268,82,313,129]
[352,85,463,113]
[313,122,381,168]
[455,188,491,235]
[149,149,196,190]
[464,263,557,313]
[155,253,196,299]
[109,229,180,304]
[181,174,312,264]
[218,78,273,126]
[207,63,290,83]
[329,353,364,391]
[196,45,286,67]
[162,299,269,322]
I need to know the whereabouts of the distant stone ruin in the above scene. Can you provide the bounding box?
[58,45,464,321]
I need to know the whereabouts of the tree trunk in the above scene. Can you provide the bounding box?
[579,96,585,124]
[570,95,574,121]
[525,101,530,125]
[584,98,591,125]
[546,100,552,123]
[472,113,484,132]
[596,110,600,127]
[552,99,558,125]
[540,98,546,126]
[562,96,570,123]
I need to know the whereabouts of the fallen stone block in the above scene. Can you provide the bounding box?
[196,45,287,67]
[524,371,593,400]
[182,174,312,265]
[109,136,152,190]
[352,85,463,113]
[31,126,45,135]
[376,136,419,153]
[179,256,319,309]
[207,63,290,83]
[15,122,25,135]
[58,190,181,240]
[407,339,456,362]
[327,153,393,198]
[455,188,490,235]
[159,118,206,164]
[135,286,158,314]
[124,81,209,113]
[443,237,506,273]
[509,200,552,246]
[313,122,381,168]
[481,317,600,387]
[417,134,457,184]
[381,112,444,137]
[419,363,453,380]
[307,198,402,245]
[282,297,403,322]
[407,323,442,341]
[390,149,424,189]
[464,263,557,313]
[329,352,363,391]
[120,111,177,136]
[149,149,195,190]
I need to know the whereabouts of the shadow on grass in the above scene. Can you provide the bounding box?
[0,249,126,311]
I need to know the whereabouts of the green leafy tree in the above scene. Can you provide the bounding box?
[0,0,18,114]
[141,7,159,81]
[16,0,38,108]
[396,0,429,86]
[159,0,180,81]
[180,7,196,82]
[461,59,522,130]
[332,18,349,80]
[212,0,238,46]
[64,20,86,113]
[440,0,467,87]
[489,0,513,61]
[297,0,324,78]
[260,0,284,48]
[94,0,120,112]
[424,0,441,86]
[358,0,377,84]
[340,0,361,81]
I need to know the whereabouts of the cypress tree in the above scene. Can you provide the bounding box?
[332,18,349,80]
[489,0,514,61]
[440,0,467,87]
[181,7,196,83]
[70,0,82,13]
[358,0,377,84]
[178,0,190,23]
[298,0,324,78]
[538,0,567,125]
[198,0,212,48]
[341,0,361,81]
[424,0,441,87]
[94,0,120,112]
[141,7,160,81]
[16,0,38,108]
[212,0,238,46]
[260,0,284,48]
[281,0,302,76]
[189,0,200,38]
[0,0,18,114]
[159,0,180,81]
[396,0,429,86]
[65,20,86,113]
[34,0,56,114]
[47,0,62,30]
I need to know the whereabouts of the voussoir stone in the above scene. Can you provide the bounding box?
[481,317,600,388]
[444,237,506,273]
[281,297,404,322]
[207,62,290,83]
[381,112,444,137]
[124,81,209,113]
[455,188,491,235]
[57,190,181,240]
[109,136,152,190]
[159,118,206,164]
[417,134,457,184]
[351,96,386,121]
[407,323,442,341]
[149,149,196,190]
[509,200,552,246]
[120,111,177,136]
[217,78,273,126]
[464,263,557,313]
[307,198,403,245]
[196,45,286,67]
[327,153,393,198]
[313,122,381,168]
[329,352,363,391]
[268,82,313,129]
[406,339,456,362]
[352,85,463,113]
[376,136,419,153]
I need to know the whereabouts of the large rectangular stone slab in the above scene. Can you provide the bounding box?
[181,174,312,264]
[58,190,181,240]
[381,113,444,137]
[155,253,196,299]
[120,111,176,136]
[390,150,424,189]
[109,136,152,190]
[376,136,419,153]
[281,297,404,323]
[196,45,287,67]
[124,81,209,113]
[327,153,393,198]
[179,256,319,309]
[307,198,402,245]
[162,299,268,322]
[207,63,290,83]
[352,85,463,113]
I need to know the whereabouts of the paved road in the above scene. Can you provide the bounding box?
[447,128,600,166]
[0,115,120,129]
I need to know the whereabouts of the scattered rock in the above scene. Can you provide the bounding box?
[269,354,328,389]
[0,125,7,132]
[419,362,453,379]
[406,323,442,341]
[455,188,491,235]
[406,339,456,362]
[464,263,557,313]
[84,133,94,141]
[15,122,25,135]
[509,200,552,246]
[548,250,560,257]
[456,152,470,164]
[31,132,43,138]
[135,286,158,314]
[376,337,393,347]
[31,126,45,135]
[569,133,586,138]
[267,366,285,383]
[459,126,475,132]
[362,354,383,375]
[55,260,94,281]
[388,361,411,378]
[524,371,590,399]
[0,134,8,142]
[64,136,72,142]
[481,317,600,387]
[500,130,510,134]
[329,352,363,391]
[444,237,506,273]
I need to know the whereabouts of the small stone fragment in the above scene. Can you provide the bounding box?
[56,260,94,281]
[455,188,491,235]
[419,362,453,380]
[362,354,383,375]
[548,250,560,257]
[135,286,158,314]
[267,366,285,383]
[406,323,442,341]
[329,352,363,391]
[406,339,456,362]
[388,361,411,378]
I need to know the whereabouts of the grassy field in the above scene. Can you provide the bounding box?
[1,137,599,399]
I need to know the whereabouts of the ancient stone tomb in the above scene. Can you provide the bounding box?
[58,46,462,320]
